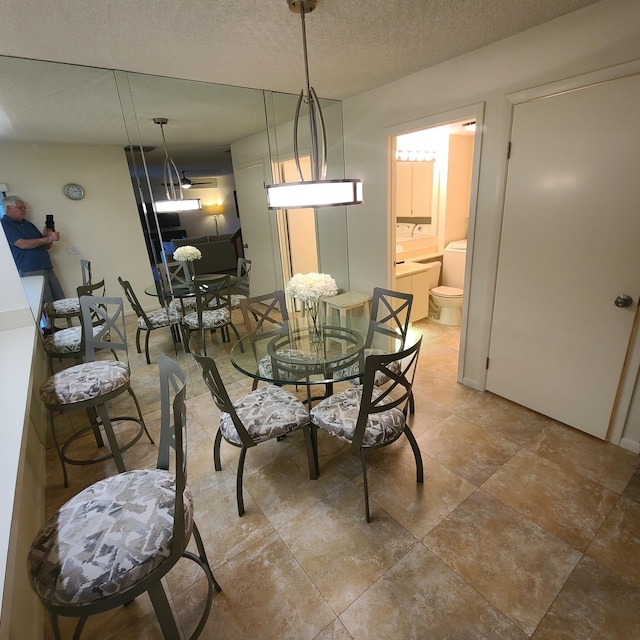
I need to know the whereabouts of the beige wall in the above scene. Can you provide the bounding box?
[0,142,154,311]
[342,0,640,394]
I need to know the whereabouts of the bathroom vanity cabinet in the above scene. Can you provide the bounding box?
[395,261,435,322]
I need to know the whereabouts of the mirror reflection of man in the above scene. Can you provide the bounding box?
[1,195,66,333]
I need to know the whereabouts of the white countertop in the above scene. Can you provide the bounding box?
[395,261,438,277]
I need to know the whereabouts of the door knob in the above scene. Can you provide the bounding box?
[243,243,248,249]
[614,294,634,308]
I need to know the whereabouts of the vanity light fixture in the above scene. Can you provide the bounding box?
[265,0,363,210]
[462,121,476,132]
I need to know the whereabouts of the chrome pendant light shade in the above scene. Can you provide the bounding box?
[265,0,363,210]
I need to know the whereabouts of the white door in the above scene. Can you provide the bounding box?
[487,73,640,439]
[234,162,281,296]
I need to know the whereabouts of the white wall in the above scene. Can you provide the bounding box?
[0,142,154,311]
[342,0,640,393]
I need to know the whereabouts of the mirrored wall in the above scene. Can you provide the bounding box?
[0,55,351,396]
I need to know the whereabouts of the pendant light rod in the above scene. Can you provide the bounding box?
[153,117,183,201]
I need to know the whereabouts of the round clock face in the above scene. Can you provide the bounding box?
[63,183,85,200]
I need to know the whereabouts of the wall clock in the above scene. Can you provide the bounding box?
[63,183,85,200]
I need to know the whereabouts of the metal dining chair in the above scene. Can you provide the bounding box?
[310,336,423,522]
[191,337,317,517]
[28,355,220,639]
[44,258,92,329]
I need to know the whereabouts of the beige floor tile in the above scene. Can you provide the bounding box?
[586,496,640,587]
[526,422,640,493]
[531,556,640,639]
[364,437,476,538]
[341,544,527,640]
[424,490,582,636]
[421,414,521,485]
[457,391,551,446]
[622,466,640,503]
[483,448,619,550]
[313,618,354,640]
[200,532,335,640]
[279,483,417,614]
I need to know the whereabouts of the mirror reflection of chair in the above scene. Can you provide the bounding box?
[42,278,106,374]
[40,295,153,487]
[191,338,317,517]
[182,274,241,355]
[229,257,251,316]
[28,355,221,639]
[118,276,181,364]
[44,259,92,329]
[310,337,423,522]
[240,290,305,390]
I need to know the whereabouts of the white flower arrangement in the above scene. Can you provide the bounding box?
[286,272,338,303]
[173,245,202,262]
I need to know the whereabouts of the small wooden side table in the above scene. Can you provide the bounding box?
[322,291,372,328]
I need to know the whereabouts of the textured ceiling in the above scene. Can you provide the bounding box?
[1,0,602,100]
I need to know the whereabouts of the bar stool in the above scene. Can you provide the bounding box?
[40,295,153,487]
[45,259,92,329]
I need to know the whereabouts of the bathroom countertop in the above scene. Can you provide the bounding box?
[395,261,436,277]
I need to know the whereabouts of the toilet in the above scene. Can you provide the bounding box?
[429,239,467,326]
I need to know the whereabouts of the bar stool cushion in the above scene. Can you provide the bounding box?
[220,384,309,445]
[230,293,247,310]
[169,297,197,313]
[311,386,405,447]
[42,325,103,356]
[45,297,81,317]
[40,361,129,406]
[27,468,193,607]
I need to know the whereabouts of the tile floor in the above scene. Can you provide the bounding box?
[43,314,640,639]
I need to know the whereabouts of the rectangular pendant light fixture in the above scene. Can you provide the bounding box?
[155,199,202,213]
[266,179,363,209]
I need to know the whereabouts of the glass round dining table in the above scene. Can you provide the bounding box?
[229,316,402,402]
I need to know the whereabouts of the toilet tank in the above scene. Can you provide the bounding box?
[442,239,467,289]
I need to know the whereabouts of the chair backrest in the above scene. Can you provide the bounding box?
[366,287,413,351]
[80,259,92,287]
[240,290,289,334]
[80,295,128,363]
[351,336,423,449]
[190,349,255,449]
[117,276,152,328]
[156,355,189,555]
[235,258,251,296]
[194,274,232,317]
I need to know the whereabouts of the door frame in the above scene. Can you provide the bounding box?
[384,102,485,382]
[496,59,640,448]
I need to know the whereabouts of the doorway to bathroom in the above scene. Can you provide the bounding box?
[387,104,484,363]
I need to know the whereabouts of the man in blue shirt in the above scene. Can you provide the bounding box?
[1,195,66,329]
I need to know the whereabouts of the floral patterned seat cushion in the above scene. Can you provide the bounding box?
[310,386,405,447]
[220,385,310,446]
[27,469,193,607]
[45,297,80,317]
[183,308,231,330]
[139,307,181,329]
[43,325,104,355]
[40,360,130,406]
[257,348,311,382]
[169,297,197,313]
[229,294,247,310]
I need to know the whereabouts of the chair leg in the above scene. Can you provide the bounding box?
[236,447,248,516]
[48,410,69,488]
[148,580,181,638]
[144,331,151,365]
[302,425,318,480]
[403,426,424,483]
[360,448,371,523]
[135,327,142,355]
[126,387,154,444]
[96,403,127,474]
[213,428,223,471]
